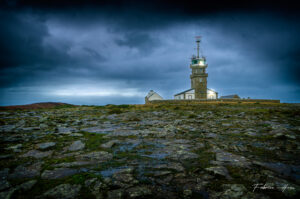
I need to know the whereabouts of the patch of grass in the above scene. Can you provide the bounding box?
[224,132,246,139]
[68,172,102,184]
[177,111,185,117]
[93,105,105,109]
[43,156,76,170]
[108,108,122,114]
[82,132,106,151]
[123,135,138,139]
[117,104,131,109]
[126,116,141,122]
[186,149,216,173]
[226,166,249,181]
[55,104,76,109]
[196,151,216,169]
[188,114,197,119]
[173,106,180,110]
[247,145,279,160]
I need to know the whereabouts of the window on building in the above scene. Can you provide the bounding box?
[199,78,203,82]
[188,95,192,99]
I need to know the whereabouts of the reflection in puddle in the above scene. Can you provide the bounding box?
[141,153,168,159]
[118,141,141,152]
[81,126,120,134]
[97,166,129,178]
[114,140,167,160]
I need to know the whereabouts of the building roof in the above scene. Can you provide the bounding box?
[174,88,193,96]
[146,90,155,98]
[146,90,163,99]
[207,88,218,93]
[174,88,217,96]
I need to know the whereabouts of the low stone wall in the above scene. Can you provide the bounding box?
[145,99,280,104]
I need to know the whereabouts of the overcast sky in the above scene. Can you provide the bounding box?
[0,0,300,105]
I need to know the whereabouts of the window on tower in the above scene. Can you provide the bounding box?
[199,78,203,82]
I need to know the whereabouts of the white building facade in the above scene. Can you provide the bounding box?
[174,88,218,100]
[145,90,164,102]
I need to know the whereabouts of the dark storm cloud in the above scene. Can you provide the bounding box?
[0,10,75,88]
[115,32,160,54]
[0,0,300,105]
[198,13,300,87]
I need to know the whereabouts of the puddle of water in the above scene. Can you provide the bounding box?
[141,153,168,159]
[97,166,129,178]
[252,142,266,148]
[118,142,141,152]
[81,126,120,134]
[114,140,165,155]
[134,160,169,185]
[138,142,166,159]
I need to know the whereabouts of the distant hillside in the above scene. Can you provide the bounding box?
[0,102,75,110]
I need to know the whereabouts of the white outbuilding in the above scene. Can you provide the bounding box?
[145,90,163,103]
[174,88,218,100]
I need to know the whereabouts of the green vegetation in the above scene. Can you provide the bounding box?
[81,132,107,151]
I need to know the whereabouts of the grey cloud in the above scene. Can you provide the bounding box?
[0,1,300,105]
[115,32,161,54]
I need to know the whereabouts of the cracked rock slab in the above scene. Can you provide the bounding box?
[205,166,232,180]
[41,184,81,199]
[101,140,120,149]
[37,142,56,150]
[9,162,42,179]
[68,140,85,151]
[126,186,152,198]
[41,168,79,179]
[78,151,113,162]
[215,150,251,168]
[21,150,53,159]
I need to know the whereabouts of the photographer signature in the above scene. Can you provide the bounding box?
[253,183,295,192]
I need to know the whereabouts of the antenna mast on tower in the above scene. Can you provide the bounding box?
[195,36,201,58]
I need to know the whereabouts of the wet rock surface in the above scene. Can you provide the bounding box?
[0,103,300,198]
[41,184,81,199]
[20,150,53,159]
[67,140,85,151]
[41,168,79,179]
[37,142,56,150]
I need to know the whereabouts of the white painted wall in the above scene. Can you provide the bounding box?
[148,93,163,101]
[185,93,195,99]
[185,89,194,99]
[207,89,217,99]
[174,94,185,99]
[175,89,217,100]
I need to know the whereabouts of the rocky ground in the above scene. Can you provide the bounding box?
[0,102,299,199]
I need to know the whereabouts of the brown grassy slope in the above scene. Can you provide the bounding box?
[0,102,75,110]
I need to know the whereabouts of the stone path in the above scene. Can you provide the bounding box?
[0,103,299,198]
